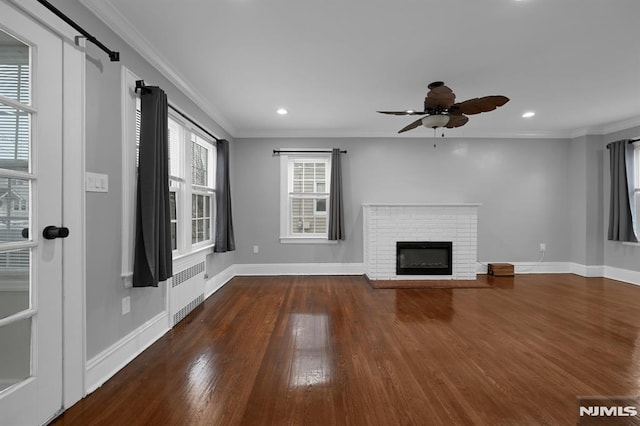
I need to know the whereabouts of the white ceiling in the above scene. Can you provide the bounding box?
[83,0,640,139]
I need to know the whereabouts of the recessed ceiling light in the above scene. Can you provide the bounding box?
[277,108,288,115]
[522,111,535,118]
[406,110,415,114]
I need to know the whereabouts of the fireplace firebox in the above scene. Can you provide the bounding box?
[396,241,453,275]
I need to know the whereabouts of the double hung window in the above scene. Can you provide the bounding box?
[165,115,216,253]
[280,153,331,241]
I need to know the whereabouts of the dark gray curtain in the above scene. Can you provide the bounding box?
[133,87,173,287]
[328,148,345,240]
[607,139,638,242]
[214,139,235,252]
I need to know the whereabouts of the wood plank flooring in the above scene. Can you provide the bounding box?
[51,274,640,425]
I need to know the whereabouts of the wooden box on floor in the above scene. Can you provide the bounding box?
[487,263,514,276]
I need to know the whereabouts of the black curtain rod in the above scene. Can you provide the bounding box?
[36,0,120,61]
[135,80,221,142]
[606,138,640,149]
[273,149,347,155]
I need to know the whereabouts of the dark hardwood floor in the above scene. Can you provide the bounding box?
[51,274,640,425]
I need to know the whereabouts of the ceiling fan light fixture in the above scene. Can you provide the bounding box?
[422,114,450,129]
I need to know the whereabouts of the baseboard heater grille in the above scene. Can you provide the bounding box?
[170,260,205,326]
[172,262,205,288]
[173,294,204,325]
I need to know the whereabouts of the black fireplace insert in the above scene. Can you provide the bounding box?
[396,241,452,275]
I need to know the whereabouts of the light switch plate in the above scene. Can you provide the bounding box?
[86,172,109,192]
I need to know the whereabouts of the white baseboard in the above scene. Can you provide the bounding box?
[477,261,572,274]
[569,263,606,277]
[603,265,640,286]
[205,264,236,299]
[85,312,169,394]
[234,262,365,276]
[477,261,640,287]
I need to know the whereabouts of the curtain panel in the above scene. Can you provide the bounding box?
[328,148,345,240]
[214,139,236,252]
[133,86,173,287]
[607,139,638,242]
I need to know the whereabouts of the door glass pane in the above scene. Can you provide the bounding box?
[0,30,30,105]
[0,317,31,392]
[0,103,30,172]
[0,178,29,242]
[0,248,30,319]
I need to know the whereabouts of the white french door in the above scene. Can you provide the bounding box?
[0,2,64,425]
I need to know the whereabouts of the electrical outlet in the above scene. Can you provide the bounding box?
[122,296,131,315]
[540,243,546,252]
[253,245,259,254]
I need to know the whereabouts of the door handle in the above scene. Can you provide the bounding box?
[22,228,29,239]
[43,226,70,240]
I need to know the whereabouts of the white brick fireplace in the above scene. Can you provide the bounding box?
[363,203,480,280]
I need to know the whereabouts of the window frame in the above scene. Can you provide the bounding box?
[189,131,215,249]
[279,151,334,243]
[169,113,216,254]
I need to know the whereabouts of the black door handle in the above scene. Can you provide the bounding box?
[43,226,70,240]
[22,228,29,239]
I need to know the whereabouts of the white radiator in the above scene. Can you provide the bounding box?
[170,254,206,326]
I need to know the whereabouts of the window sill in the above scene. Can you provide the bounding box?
[173,243,215,261]
[622,241,640,247]
[280,237,338,245]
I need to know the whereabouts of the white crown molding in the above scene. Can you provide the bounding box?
[571,115,640,139]
[80,0,236,137]
[235,128,571,140]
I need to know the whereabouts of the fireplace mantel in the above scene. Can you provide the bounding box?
[363,204,480,280]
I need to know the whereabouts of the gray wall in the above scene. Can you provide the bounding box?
[568,135,605,266]
[603,125,640,271]
[58,0,235,359]
[233,137,572,265]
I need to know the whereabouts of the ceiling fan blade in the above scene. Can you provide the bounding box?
[445,114,469,128]
[424,85,456,110]
[398,117,425,133]
[449,95,509,115]
[377,110,422,116]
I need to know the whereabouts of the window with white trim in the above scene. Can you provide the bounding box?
[122,68,216,287]
[164,115,216,252]
[190,133,215,246]
[280,153,331,241]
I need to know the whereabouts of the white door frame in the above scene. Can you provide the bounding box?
[7,0,87,409]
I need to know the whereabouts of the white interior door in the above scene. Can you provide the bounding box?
[0,2,64,425]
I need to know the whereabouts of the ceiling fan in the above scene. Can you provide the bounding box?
[378,81,510,133]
